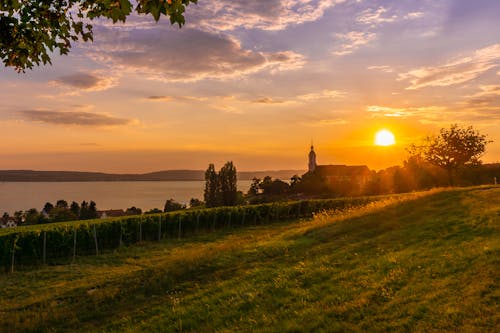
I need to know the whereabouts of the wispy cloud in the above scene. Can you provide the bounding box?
[297,89,346,101]
[190,0,343,32]
[52,72,117,92]
[333,31,376,56]
[465,85,500,107]
[367,65,393,73]
[19,110,132,126]
[91,28,305,82]
[357,7,397,26]
[251,97,285,104]
[146,95,208,102]
[367,105,446,118]
[399,44,500,89]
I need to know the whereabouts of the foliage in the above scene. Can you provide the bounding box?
[125,206,142,215]
[204,161,238,207]
[0,0,198,71]
[1,187,498,332]
[163,198,186,212]
[189,198,204,208]
[407,124,491,185]
[218,161,238,206]
[0,195,386,269]
[204,163,219,208]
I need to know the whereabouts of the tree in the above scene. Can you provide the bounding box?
[219,161,237,206]
[163,198,186,212]
[42,202,54,214]
[70,201,80,217]
[247,177,261,196]
[408,124,491,185]
[204,163,219,208]
[1,0,198,71]
[56,199,68,209]
[125,206,142,215]
[189,198,203,208]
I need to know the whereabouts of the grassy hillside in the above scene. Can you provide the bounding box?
[0,187,498,332]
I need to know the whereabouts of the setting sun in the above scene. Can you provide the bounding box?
[375,129,396,146]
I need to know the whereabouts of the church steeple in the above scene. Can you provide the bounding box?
[308,142,317,172]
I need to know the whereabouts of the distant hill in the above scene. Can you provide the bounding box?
[0,169,305,182]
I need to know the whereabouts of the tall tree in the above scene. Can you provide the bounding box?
[204,163,219,208]
[1,0,198,71]
[407,124,491,185]
[219,161,237,206]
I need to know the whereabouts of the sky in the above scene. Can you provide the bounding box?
[1,0,499,173]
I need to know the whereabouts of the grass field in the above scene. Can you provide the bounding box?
[1,186,499,332]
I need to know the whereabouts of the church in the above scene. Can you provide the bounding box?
[305,144,371,194]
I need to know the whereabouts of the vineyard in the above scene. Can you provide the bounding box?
[0,196,386,271]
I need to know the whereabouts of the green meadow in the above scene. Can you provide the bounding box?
[1,186,498,332]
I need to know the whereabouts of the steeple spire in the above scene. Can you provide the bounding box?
[308,141,317,172]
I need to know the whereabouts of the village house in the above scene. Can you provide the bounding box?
[0,216,18,228]
[98,209,128,219]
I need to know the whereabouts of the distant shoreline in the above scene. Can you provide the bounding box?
[0,170,305,182]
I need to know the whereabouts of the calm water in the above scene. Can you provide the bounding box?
[0,181,252,214]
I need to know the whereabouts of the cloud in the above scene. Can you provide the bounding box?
[356,7,397,25]
[252,97,285,104]
[146,95,207,102]
[19,110,132,126]
[333,31,376,55]
[190,0,343,32]
[92,28,305,82]
[297,89,346,101]
[303,118,349,127]
[399,44,500,89]
[366,105,446,118]
[52,72,117,91]
[404,11,424,19]
[465,85,500,107]
[367,65,393,73]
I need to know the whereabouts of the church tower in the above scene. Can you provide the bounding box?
[308,143,317,172]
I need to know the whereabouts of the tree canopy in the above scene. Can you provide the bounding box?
[407,124,491,185]
[0,0,197,71]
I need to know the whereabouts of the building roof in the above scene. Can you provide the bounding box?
[98,209,127,218]
[315,164,370,176]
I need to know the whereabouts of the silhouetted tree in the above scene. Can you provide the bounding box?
[56,200,68,209]
[43,202,54,214]
[70,201,80,217]
[125,206,142,215]
[189,198,204,208]
[204,163,219,207]
[219,161,238,206]
[164,199,186,212]
[408,124,491,185]
[247,177,261,196]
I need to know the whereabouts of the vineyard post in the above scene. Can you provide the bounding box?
[158,215,162,241]
[10,236,18,273]
[42,231,47,265]
[212,214,216,232]
[196,213,200,234]
[93,225,99,256]
[242,209,246,226]
[139,220,143,243]
[72,228,77,263]
[228,212,232,229]
[287,206,291,219]
[178,215,182,240]
[119,222,123,247]
[297,201,301,218]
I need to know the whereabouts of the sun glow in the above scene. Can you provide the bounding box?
[375,129,396,146]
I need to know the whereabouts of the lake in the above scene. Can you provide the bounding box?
[0,181,253,214]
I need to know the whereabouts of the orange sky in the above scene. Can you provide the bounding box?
[1,0,499,173]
